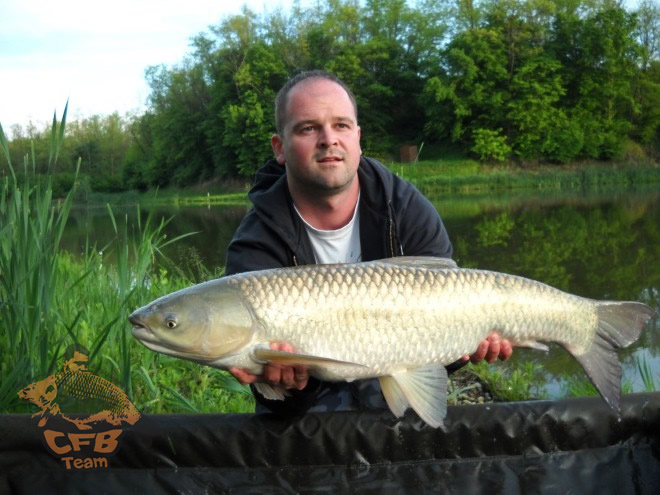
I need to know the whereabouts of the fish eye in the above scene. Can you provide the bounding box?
[165,316,178,329]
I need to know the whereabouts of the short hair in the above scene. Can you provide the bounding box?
[274,70,358,135]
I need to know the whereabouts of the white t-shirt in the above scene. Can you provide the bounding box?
[293,195,362,264]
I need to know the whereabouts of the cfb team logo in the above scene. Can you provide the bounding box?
[18,345,141,470]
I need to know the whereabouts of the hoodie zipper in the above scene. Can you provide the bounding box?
[387,200,403,257]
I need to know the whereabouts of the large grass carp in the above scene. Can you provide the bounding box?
[129,257,656,427]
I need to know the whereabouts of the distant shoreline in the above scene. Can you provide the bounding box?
[83,160,660,206]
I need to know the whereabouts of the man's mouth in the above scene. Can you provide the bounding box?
[317,155,343,163]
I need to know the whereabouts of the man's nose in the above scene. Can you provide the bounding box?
[318,125,338,147]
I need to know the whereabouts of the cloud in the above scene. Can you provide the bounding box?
[0,0,290,131]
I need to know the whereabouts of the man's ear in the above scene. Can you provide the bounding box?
[271,134,286,165]
[358,126,362,155]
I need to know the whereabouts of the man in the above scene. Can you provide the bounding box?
[225,70,512,414]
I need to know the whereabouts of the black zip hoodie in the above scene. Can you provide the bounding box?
[225,156,453,415]
[226,156,452,274]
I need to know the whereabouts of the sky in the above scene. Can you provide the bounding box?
[0,0,299,136]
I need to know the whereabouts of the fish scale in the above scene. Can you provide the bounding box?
[130,256,656,428]
[232,263,594,372]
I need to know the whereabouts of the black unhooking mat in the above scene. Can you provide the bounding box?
[1,393,659,494]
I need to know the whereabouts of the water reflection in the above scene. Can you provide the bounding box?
[63,203,250,277]
[62,188,659,398]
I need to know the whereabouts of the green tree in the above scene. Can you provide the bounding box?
[122,112,154,191]
[635,0,660,72]
[423,26,510,145]
[144,60,213,186]
[506,55,573,161]
[551,4,641,159]
[632,1,660,153]
[632,60,660,151]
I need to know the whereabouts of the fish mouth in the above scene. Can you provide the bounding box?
[133,333,216,364]
[131,325,153,340]
[129,313,155,340]
[128,314,215,363]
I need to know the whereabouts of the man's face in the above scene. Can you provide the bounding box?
[272,78,361,196]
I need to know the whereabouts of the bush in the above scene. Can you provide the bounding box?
[541,117,584,164]
[472,128,511,162]
[619,139,647,162]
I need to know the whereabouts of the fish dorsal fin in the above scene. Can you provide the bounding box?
[377,256,458,270]
[380,364,449,428]
[253,348,367,369]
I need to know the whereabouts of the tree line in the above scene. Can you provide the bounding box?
[3,0,659,192]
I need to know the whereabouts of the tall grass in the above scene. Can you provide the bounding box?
[0,104,76,403]
[0,109,253,414]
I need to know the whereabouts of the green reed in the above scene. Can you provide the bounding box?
[636,355,657,393]
[0,108,252,414]
[0,104,77,407]
[559,355,657,399]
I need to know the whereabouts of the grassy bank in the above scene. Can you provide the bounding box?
[389,158,660,195]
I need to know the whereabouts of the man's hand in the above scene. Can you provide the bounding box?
[462,331,513,364]
[228,341,309,391]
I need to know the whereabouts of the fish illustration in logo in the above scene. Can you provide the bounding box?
[18,347,141,430]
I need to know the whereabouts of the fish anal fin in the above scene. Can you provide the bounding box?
[379,376,408,418]
[387,364,449,428]
[253,348,367,369]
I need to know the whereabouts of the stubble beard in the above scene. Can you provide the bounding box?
[300,162,357,198]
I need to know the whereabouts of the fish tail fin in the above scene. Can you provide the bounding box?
[574,302,656,413]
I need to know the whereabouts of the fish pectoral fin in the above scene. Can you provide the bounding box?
[253,348,367,369]
[381,364,449,428]
[253,382,290,401]
[378,256,458,270]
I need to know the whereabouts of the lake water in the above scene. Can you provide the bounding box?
[62,187,660,399]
